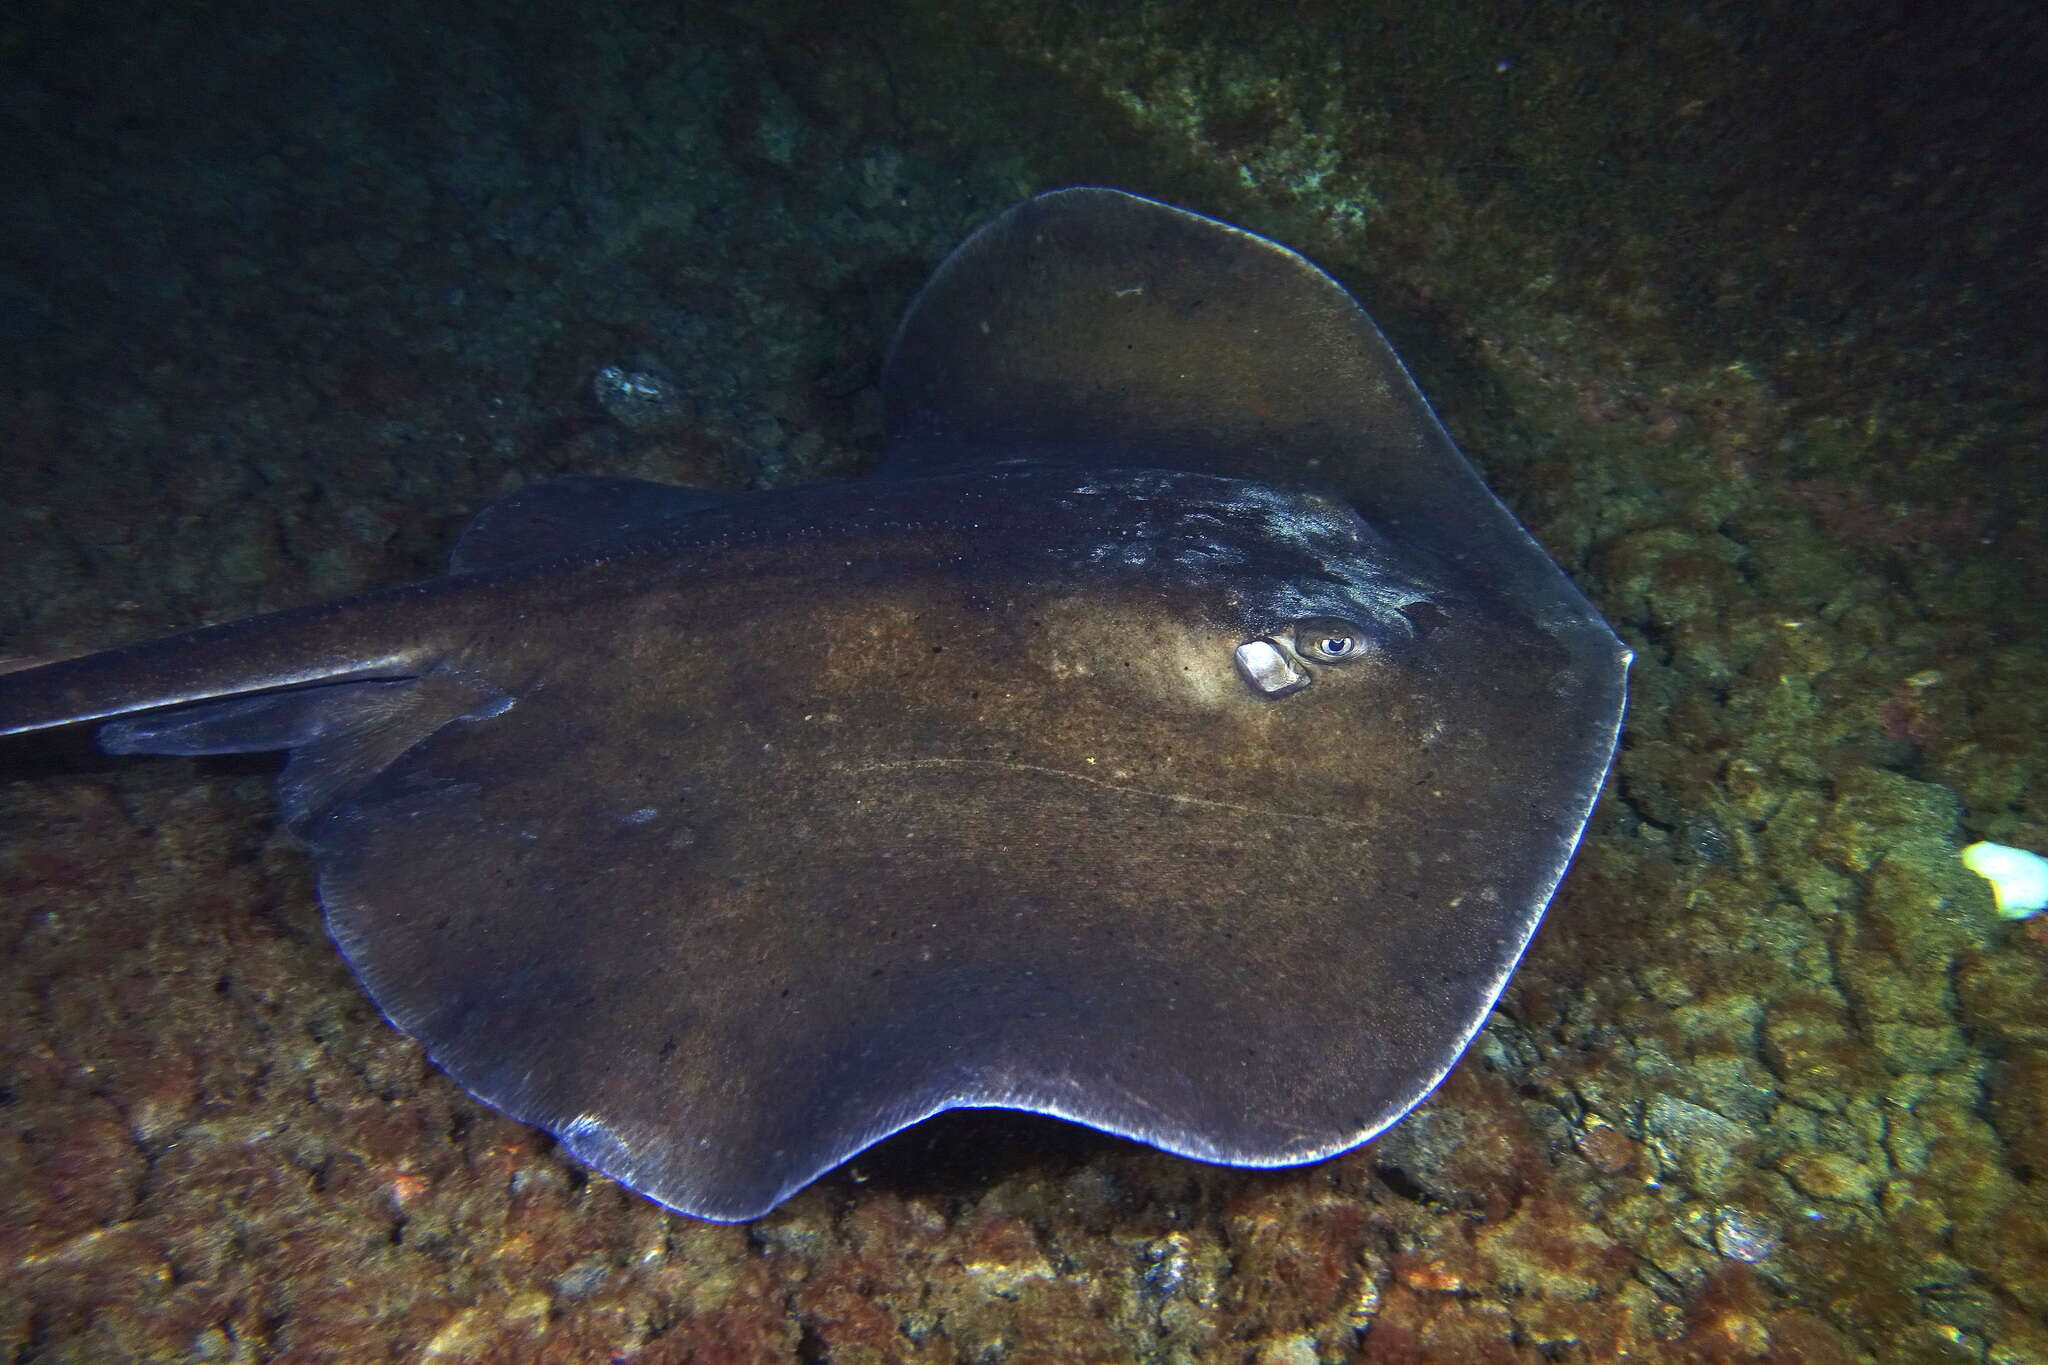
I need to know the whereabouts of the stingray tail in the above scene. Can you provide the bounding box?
[0,582,460,739]
[0,581,501,826]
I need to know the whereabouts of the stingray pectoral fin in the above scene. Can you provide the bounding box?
[450,474,740,574]
[0,579,501,824]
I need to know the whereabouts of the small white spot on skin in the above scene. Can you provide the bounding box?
[624,807,659,825]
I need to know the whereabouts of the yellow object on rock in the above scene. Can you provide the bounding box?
[1961,841,2048,919]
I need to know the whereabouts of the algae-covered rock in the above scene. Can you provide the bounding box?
[1644,1095,1752,1197]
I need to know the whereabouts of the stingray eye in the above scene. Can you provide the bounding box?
[1293,617,1367,664]
[1234,616,1372,698]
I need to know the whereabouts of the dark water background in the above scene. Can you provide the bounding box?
[1,1,2043,1360]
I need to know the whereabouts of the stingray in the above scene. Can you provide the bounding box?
[0,189,1629,1221]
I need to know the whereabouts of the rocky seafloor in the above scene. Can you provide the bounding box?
[1,1,2044,1361]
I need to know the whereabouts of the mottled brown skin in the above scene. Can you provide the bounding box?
[0,190,1628,1222]
[294,466,1585,1218]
